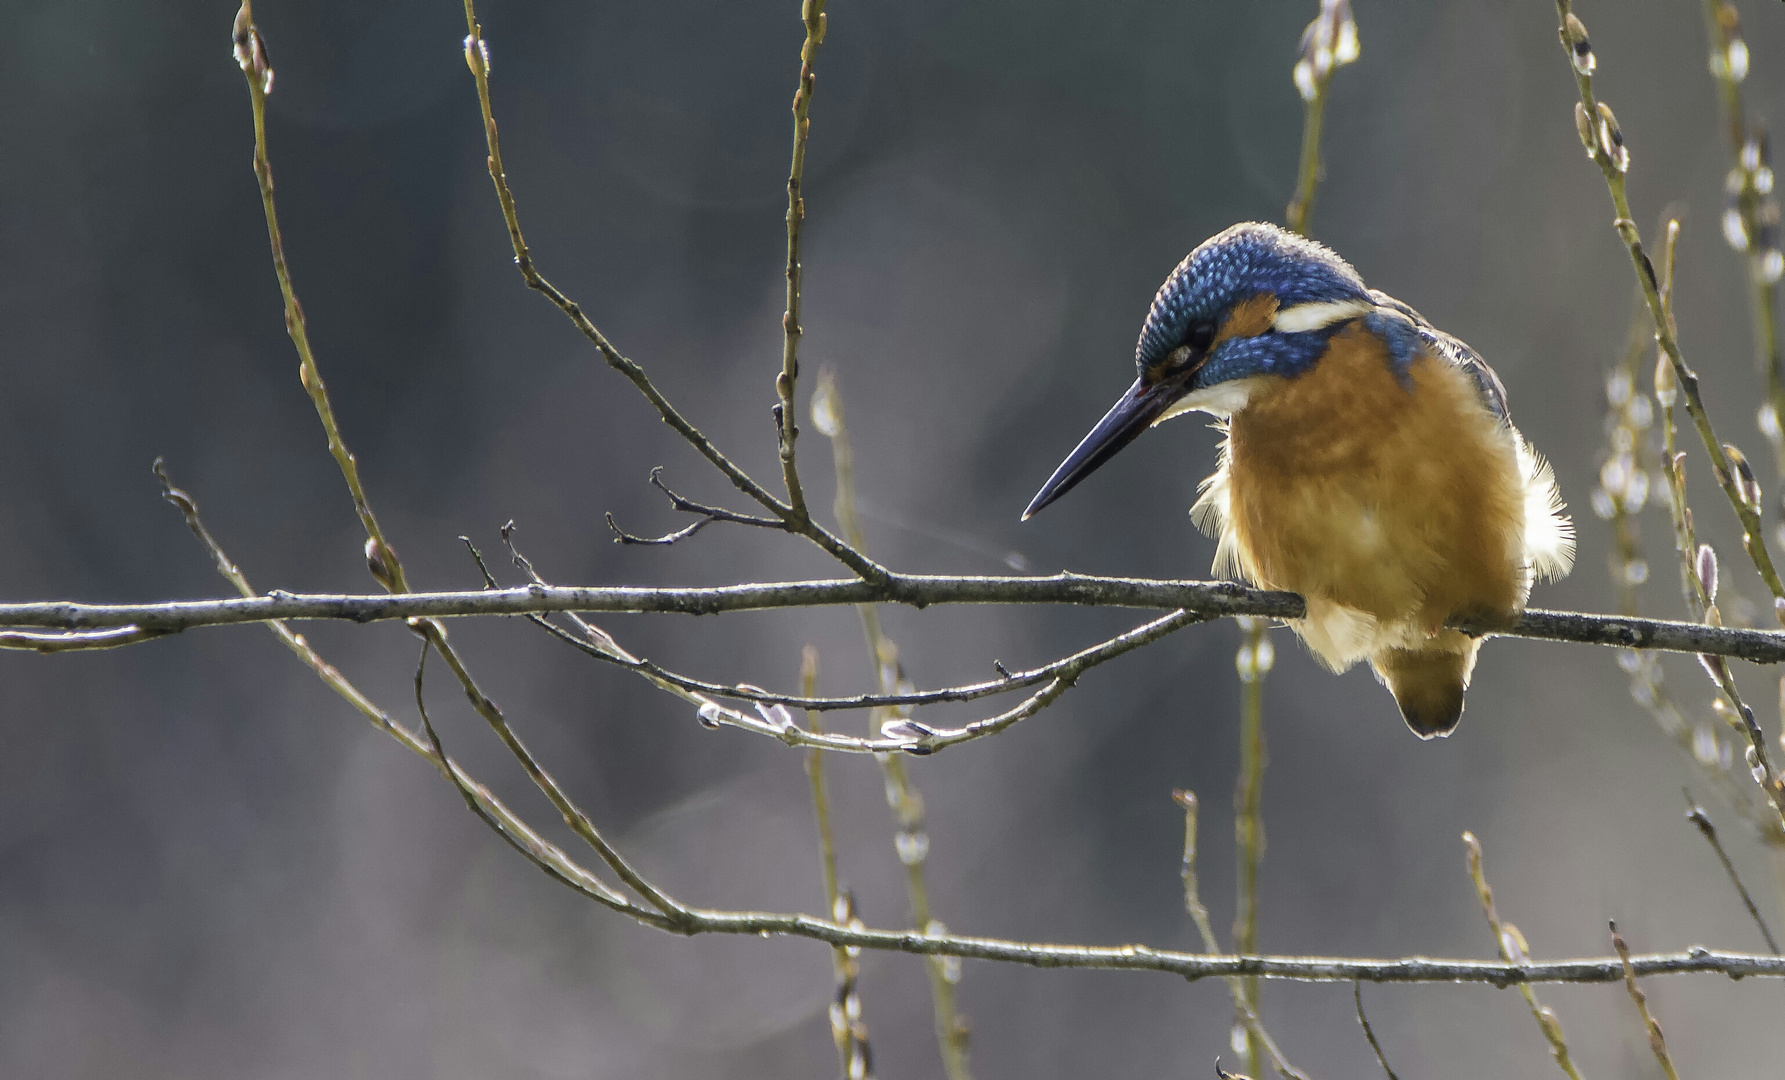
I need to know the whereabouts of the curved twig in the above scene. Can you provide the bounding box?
[604,468,788,546]
[538,607,1204,711]
[456,3,884,582]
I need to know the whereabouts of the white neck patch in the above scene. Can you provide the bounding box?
[1151,377,1266,423]
[1272,298,1372,334]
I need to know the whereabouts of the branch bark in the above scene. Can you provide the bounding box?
[11,578,1785,663]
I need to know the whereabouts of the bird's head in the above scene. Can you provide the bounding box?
[1022,221,1372,520]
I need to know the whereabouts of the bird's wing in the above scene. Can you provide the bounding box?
[1368,290,1508,423]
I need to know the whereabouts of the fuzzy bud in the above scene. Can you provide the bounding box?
[1562,13,1595,75]
[1654,352,1677,406]
[232,3,274,95]
[1597,102,1629,173]
[364,536,397,589]
[1725,443,1762,509]
[1696,543,1719,604]
[463,34,491,76]
[1574,102,1596,157]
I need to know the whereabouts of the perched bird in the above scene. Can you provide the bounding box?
[1023,222,1573,737]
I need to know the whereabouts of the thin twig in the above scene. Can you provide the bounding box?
[1463,832,1587,1080]
[423,903,1785,982]
[1351,983,1400,1080]
[776,0,828,518]
[1284,1,1357,235]
[1555,1,1785,609]
[538,607,1204,713]
[456,1,884,582]
[414,616,690,924]
[812,369,972,1080]
[803,645,842,916]
[409,638,657,916]
[154,459,648,916]
[141,472,1785,994]
[1685,794,1782,954]
[1609,922,1683,1080]
[1645,220,1785,833]
[1536,3,1785,823]
[604,514,720,547]
[1602,228,1781,838]
[1696,0,1785,476]
[805,650,876,1080]
[1233,619,1270,1079]
[474,532,1090,755]
[605,467,788,546]
[1176,791,1312,1080]
[233,4,691,922]
[233,1,408,595]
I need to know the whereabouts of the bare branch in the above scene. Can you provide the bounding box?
[605,514,721,547]
[774,0,829,517]
[1696,0,1785,475]
[411,638,650,917]
[1352,983,1400,1080]
[536,607,1202,713]
[232,1,409,596]
[1610,922,1683,1080]
[809,369,972,1080]
[1685,795,1781,954]
[456,1,886,582]
[605,468,788,546]
[1176,791,1312,1080]
[1463,832,1586,1080]
[154,459,646,916]
[1555,0,1785,605]
[414,615,689,923]
[17,579,1785,665]
[659,905,1785,984]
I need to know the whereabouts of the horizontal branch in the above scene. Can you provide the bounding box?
[677,906,1785,984]
[0,574,1294,628]
[5,575,1785,663]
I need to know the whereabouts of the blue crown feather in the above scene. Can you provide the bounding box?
[1135,222,1370,372]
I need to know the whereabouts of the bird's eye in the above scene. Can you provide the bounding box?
[1185,321,1216,353]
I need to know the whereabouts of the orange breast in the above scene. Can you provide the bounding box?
[1224,321,1527,634]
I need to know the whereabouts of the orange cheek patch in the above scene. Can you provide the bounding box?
[1213,293,1280,346]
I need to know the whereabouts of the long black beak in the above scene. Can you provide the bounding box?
[1022,376,1181,520]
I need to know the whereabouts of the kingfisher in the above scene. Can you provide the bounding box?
[1023,222,1574,737]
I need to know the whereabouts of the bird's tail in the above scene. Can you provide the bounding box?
[1370,635,1480,738]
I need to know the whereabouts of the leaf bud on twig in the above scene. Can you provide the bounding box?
[1654,351,1676,406]
[463,34,491,76]
[1573,102,1596,158]
[232,3,274,96]
[1696,543,1719,604]
[1292,0,1359,102]
[1596,102,1628,173]
[364,536,397,590]
[1562,13,1595,75]
[1724,444,1762,509]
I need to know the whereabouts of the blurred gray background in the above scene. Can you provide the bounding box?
[2,0,1783,1076]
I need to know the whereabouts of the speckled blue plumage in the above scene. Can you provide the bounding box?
[1136,221,1513,422]
[1135,222,1369,373]
[1194,322,1347,387]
